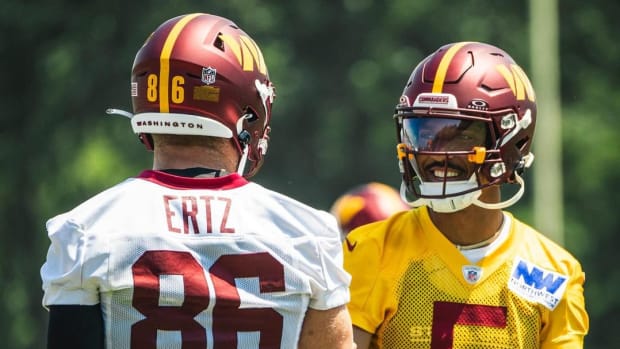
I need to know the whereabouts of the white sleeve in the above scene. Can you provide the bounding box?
[40,215,102,308]
[307,213,351,310]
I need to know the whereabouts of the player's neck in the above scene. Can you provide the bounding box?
[152,145,239,173]
[428,187,504,247]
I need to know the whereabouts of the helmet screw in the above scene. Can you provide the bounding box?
[501,114,517,129]
[238,130,251,146]
[490,163,506,178]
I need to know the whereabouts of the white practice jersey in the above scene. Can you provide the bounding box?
[41,170,351,349]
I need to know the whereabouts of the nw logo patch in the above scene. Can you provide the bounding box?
[508,257,568,310]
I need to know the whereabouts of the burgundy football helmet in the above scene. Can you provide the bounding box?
[394,42,536,212]
[110,13,275,177]
[330,182,409,236]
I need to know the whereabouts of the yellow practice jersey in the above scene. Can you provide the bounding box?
[343,207,588,349]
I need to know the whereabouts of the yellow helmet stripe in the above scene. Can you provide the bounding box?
[159,14,201,113]
[432,42,470,93]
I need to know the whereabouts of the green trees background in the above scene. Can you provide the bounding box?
[1,0,617,347]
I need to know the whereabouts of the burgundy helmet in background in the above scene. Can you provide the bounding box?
[331,182,409,237]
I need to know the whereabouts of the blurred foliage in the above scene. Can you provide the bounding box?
[0,0,617,348]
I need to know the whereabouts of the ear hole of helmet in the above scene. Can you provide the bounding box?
[243,109,259,123]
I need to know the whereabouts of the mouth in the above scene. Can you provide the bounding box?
[425,162,468,181]
[432,168,459,178]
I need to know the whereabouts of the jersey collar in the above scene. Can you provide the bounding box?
[137,169,248,190]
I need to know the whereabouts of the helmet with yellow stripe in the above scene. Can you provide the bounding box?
[394,42,536,212]
[128,13,275,177]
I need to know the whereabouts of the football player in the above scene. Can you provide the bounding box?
[41,13,354,349]
[330,182,409,239]
[344,41,589,349]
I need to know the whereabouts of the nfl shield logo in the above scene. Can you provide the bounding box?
[462,265,483,284]
[202,67,217,85]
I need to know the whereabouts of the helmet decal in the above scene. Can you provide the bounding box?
[218,34,267,74]
[201,66,217,85]
[467,99,490,111]
[193,84,220,103]
[195,67,220,103]
[496,64,536,102]
[414,93,458,109]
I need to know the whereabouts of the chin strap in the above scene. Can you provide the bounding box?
[400,172,526,213]
[472,172,525,210]
[400,185,482,213]
[400,183,430,208]
[236,143,249,175]
[106,108,134,119]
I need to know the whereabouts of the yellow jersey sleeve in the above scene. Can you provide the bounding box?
[518,224,589,349]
